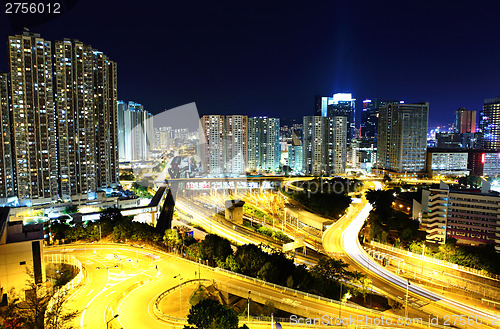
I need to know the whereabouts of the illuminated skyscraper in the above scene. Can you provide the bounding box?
[455,108,476,134]
[54,39,96,200]
[480,98,500,150]
[247,117,280,172]
[303,116,347,175]
[117,101,153,162]
[93,51,119,188]
[225,115,247,174]
[314,93,355,145]
[8,33,58,205]
[54,39,119,201]
[0,73,14,201]
[200,115,226,175]
[376,102,429,173]
[360,99,400,141]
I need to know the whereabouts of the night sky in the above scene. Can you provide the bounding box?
[1,0,500,127]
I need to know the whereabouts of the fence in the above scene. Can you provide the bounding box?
[43,253,84,327]
[370,241,500,281]
[151,258,447,329]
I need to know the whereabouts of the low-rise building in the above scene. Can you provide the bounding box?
[425,150,469,177]
[421,182,500,252]
[0,207,45,300]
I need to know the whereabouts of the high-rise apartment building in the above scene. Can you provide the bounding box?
[0,73,14,201]
[480,97,500,150]
[93,52,119,188]
[225,115,247,174]
[303,116,347,175]
[53,39,119,200]
[117,101,153,161]
[54,39,96,200]
[314,93,355,145]
[200,115,226,175]
[154,126,172,151]
[8,33,58,205]
[376,102,429,173]
[455,108,476,134]
[2,33,120,205]
[247,117,280,173]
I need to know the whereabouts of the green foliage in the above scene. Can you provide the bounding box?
[184,299,242,329]
[132,182,154,199]
[112,218,160,242]
[243,204,273,223]
[63,204,78,214]
[423,242,500,275]
[284,179,352,218]
[199,234,233,267]
[457,175,482,188]
[249,224,293,243]
[257,262,279,282]
[365,189,419,242]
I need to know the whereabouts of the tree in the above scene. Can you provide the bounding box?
[311,257,351,282]
[257,262,279,283]
[199,235,233,267]
[458,175,482,188]
[63,205,78,214]
[184,299,245,329]
[1,268,79,329]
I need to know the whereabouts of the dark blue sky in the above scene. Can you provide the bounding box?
[1,0,500,127]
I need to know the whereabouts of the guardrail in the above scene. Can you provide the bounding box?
[46,243,448,328]
[371,241,500,282]
[153,278,211,323]
[43,253,85,327]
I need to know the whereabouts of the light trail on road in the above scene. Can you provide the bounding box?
[325,180,500,329]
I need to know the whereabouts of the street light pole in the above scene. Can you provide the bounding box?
[405,279,409,320]
[106,314,119,329]
[421,243,426,275]
[174,275,183,313]
[247,290,251,322]
[338,282,343,319]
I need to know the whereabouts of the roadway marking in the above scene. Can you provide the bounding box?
[80,259,110,329]
[86,289,94,297]
[104,290,116,298]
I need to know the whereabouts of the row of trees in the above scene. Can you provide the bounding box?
[182,234,368,301]
[50,208,369,301]
[410,240,500,275]
[49,208,162,245]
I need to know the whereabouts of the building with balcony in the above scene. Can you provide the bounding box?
[422,182,500,252]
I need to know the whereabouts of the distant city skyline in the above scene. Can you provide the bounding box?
[2,1,500,127]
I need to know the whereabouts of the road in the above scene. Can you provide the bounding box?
[323,181,500,329]
[51,244,441,329]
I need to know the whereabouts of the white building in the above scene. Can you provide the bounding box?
[303,116,347,176]
[117,101,154,161]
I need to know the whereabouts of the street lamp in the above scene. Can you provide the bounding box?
[421,243,426,275]
[339,282,343,319]
[405,279,410,320]
[247,291,251,322]
[174,274,183,313]
[106,314,119,329]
